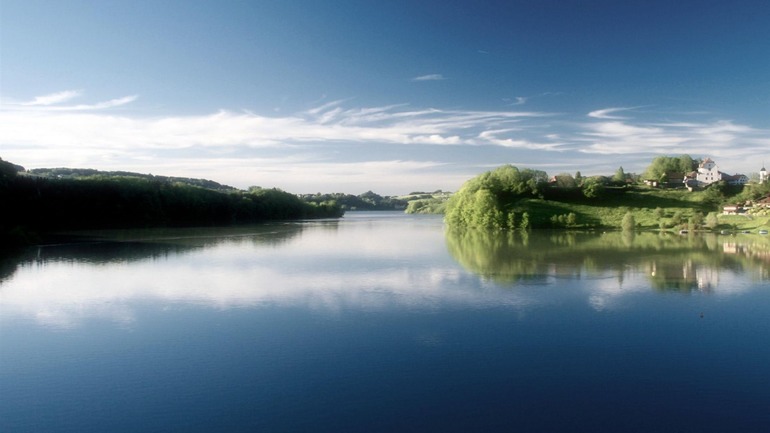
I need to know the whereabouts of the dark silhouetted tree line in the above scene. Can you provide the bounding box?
[0,158,342,247]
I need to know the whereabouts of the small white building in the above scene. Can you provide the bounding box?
[696,158,721,186]
[760,166,768,184]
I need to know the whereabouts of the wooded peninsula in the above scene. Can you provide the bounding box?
[444,155,770,232]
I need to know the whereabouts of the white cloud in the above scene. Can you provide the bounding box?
[21,90,82,106]
[412,74,445,81]
[7,92,138,111]
[587,107,638,120]
[0,96,553,152]
[3,89,769,193]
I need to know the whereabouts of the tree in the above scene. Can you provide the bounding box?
[566,212,577,226]
[689,212,704,230]
[622,212,636,231]
[644,155,694,181]
[582,177,605,199]
[506,212,516,230]
[613,166,626,184]
[444,165,548,228]
[705,212,719,229]
[520,212,530,230]
[553,173,576,188]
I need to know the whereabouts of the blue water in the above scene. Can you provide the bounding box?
[2,213,770,432]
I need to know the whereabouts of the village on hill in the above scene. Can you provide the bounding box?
[641,157,770,215]
[643,157,761,189]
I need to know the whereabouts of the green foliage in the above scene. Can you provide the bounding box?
[405,198,447,214]
[446,160,727,230]
[613,166,626,184]
[402,191,451,214]
[553,173,577,188]
[581,177,606,199]
[302,191,407,211]
[671,211,683,226]
[550,212,578,228]
[705,212,719,229]
[445,165,547,229]
[622,212,636,231]
[445,229,770,287]
[644,155,695,181]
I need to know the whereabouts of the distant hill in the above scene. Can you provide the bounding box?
[301,191,408,211]
[0,158,343,247]
[28,167,237,192]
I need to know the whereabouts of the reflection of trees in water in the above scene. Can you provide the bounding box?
[0,253,19,284]
[446,229,770,290]
[0,224,307,282]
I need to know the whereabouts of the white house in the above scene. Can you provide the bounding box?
[696,158,721,186]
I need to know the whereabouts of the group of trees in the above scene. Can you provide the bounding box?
[444,154,770,231]
[444,165,545,230]
[301,191,407,211]
[27,167,238,192]
[643,155,697,182]
[0,158,343,247]
[444,164,643,230]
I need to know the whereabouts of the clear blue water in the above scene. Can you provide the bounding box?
[2,212,770,432]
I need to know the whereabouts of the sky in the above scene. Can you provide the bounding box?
[2,0,770,195]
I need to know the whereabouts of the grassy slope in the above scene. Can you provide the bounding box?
[517,187,770,231]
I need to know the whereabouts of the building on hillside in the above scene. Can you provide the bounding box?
[695,158,721,186]
[723,173,749,185]
[684,157,749,188]
[760,166,768,183]
[664,172,685,187]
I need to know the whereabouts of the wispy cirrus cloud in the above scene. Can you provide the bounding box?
[587,106,639,120]
[579,107,767,170]
[21,90,82,106]
[3,90,768,193]
[1,93,553,151]
[0,90,563,192]
[6,91,138,111]
[411,74,445,81]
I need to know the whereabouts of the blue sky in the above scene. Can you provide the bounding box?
[2,0,770,194]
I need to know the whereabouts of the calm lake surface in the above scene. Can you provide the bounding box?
[2,211,770,432]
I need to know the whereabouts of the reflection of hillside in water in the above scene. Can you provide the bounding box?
[0,223,313,283]
[445,229,770,291]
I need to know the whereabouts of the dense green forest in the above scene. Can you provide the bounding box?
[0,158,342,247]
[445,157,770,231]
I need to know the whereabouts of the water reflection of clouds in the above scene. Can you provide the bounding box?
[0,240,533,329]
[3,222,769,328]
